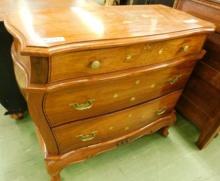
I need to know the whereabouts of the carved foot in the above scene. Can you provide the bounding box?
[160,126,169,137]
[50,173,61,181]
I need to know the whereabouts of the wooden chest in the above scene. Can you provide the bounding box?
[4,4,214,181]
[174,0,220,149]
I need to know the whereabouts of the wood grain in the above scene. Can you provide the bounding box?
[50,35,205,82]
[45,112,177,179]
[53,91,181,154]
[175,0,220,149]
[174,0,220,32]
[44,52,204,127]
[5,3,215,180]
[0,0,100,21]
[4,5,214,56]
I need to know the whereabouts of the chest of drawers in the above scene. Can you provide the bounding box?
[174,0,220,149]
[5,4,214,181]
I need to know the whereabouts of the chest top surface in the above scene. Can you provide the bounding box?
[5,4,215,56]
[0,0,98,21]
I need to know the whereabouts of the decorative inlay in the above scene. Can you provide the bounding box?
[123,20,132,24]
[159,48,164,55]
[150,84,156,88]
[113,93,119,98]
[130,97,136,101]
[141,14,149,18]
[135,80,140,85]
[144,44,151,50]
[126,55,132,60]
[125,126,130,131]
[109,126,114,130]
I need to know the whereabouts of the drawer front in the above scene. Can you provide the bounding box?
[50,35,205,82]
[53,91,182,154]
[44,57,198,127]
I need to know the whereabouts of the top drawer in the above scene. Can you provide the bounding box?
[49,35,206,82]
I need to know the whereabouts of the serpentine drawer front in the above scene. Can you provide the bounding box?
[5,4,215,181]
[50,35,205,82]
[53,91,181,154]
[44,54,201,127]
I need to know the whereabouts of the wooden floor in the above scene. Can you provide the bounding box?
[0,105,219,181]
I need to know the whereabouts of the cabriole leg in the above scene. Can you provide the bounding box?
[160,126,170,137]
[50,173,61,181]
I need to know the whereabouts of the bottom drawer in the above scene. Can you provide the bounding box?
[53,91,181,154]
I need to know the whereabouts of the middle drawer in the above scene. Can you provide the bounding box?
[43,55,200,127]
[52,90,181,154]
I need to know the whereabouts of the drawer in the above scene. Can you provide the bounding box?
[44,55,200,127]
[50,35,205,82]
[53,91,182,154]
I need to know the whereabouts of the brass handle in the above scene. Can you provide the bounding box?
[168,74,182,85]
[156,107,167,116]
[77,131,97,142]
[69,99,95,111]
[90,60,101,69]
[182,45,189,52]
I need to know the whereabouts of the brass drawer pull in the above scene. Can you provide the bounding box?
[69,99,95,111]
[90,60,101,69]
[168,74,182,85]
[77,131,97,142]
[156,107,167,115]
[183,45,189,52]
